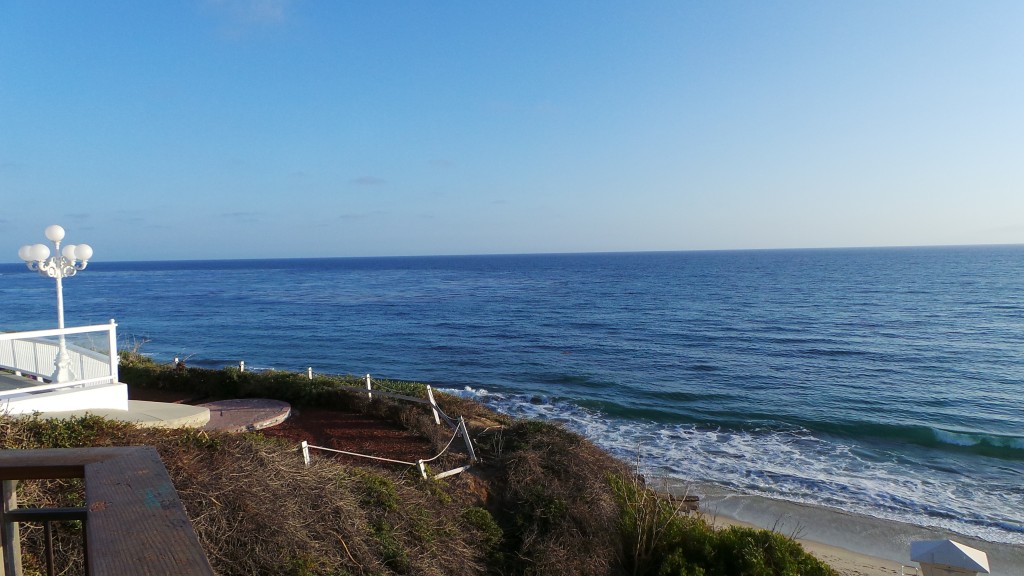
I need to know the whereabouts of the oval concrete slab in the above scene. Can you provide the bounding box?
[199,399,292,432]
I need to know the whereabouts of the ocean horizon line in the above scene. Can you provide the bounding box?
[4,241,1024,267]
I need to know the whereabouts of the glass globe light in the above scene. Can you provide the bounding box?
[30,244,50,262]
[62,244,78,260]
[75,244,93,261]
[18,245,32,262]
[44,225,66,243]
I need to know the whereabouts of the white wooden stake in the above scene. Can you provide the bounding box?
[307,367,313,380]
[459,416,478,462]
[365,373,372,400]
[417,460,428,479]
[433,465,471,480]
[301,441,310,467]
[239,360,245,372]
[426,385,441,425]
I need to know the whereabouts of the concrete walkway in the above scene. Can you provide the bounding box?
[35,400,212,429]
[0,372,40,391]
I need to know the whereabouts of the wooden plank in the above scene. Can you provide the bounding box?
[0,448,114,480]
[84,447,214,575]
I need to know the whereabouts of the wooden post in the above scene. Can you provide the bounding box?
[365,374,372,400]
[239,361,245,372]
[417,460,428,480]
[307,367,313,380]
[433,465,471,480]
[1,479,23,576]
[459,417,478,463]
[426,386,441,425]
[300,441,310,467]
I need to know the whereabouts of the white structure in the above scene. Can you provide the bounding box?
[3,224,127,415]
[18,224,94,383]
[0,321,127,414]
[911,540,991,576]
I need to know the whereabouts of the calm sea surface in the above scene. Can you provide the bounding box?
[2,247,1022,545]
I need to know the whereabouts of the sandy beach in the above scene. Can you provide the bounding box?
[655,480,1024,576]
[709,513,908,576]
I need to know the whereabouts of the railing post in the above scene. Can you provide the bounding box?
[108,319,119,384]
[365,374,372,400]
[426,386,441,425]
[459,417,478,463]
[1,480,23,576]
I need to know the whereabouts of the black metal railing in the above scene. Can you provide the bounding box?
[1,489,87,576]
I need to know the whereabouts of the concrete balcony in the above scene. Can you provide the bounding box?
[0,321,125,415]
[0,321,209,428]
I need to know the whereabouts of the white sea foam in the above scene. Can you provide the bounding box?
[933,427,1024,451]
[446,387,1024,546]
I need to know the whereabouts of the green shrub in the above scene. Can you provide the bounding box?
[611,474,837,576]
[357,471,400,512]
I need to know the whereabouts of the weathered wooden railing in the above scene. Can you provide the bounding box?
[0,321,119,396]
[0,447,214,576]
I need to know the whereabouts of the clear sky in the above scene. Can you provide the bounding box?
[2,1,1022,261]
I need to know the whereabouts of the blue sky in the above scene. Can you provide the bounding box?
[2,1,1022,261]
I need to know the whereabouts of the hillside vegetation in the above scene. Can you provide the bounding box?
[0,356,837,576]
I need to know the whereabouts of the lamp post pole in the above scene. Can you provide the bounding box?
[18,225,93,383]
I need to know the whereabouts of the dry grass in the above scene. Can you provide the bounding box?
[1,367,837,576]
[0,415,490,576]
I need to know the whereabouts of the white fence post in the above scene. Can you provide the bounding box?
[307,367,313,380]
[459,416,478,463]
[301,441,311,467]
[239,360,245,372]
[426,385,441,425]
[365,374,372,400]
[417,460,428,479]
[107,319,119,384]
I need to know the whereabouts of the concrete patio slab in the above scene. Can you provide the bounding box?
[30,400,211,428]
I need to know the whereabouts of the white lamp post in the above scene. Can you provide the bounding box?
[18,224,94,383]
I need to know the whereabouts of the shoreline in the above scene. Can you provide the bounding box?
[707,513,907,576]
[653,479,1024,576]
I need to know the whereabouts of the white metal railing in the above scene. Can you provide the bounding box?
[0,320,118,396]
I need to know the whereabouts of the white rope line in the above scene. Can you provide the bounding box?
[420,426,462,464]
[298,376,476,475]
[304,418,464,468]
[435,407,456,427]
[303,444,418,466]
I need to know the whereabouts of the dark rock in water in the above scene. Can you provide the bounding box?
[530,396,544,405]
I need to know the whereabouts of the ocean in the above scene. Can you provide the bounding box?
[2,247,1022,551]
